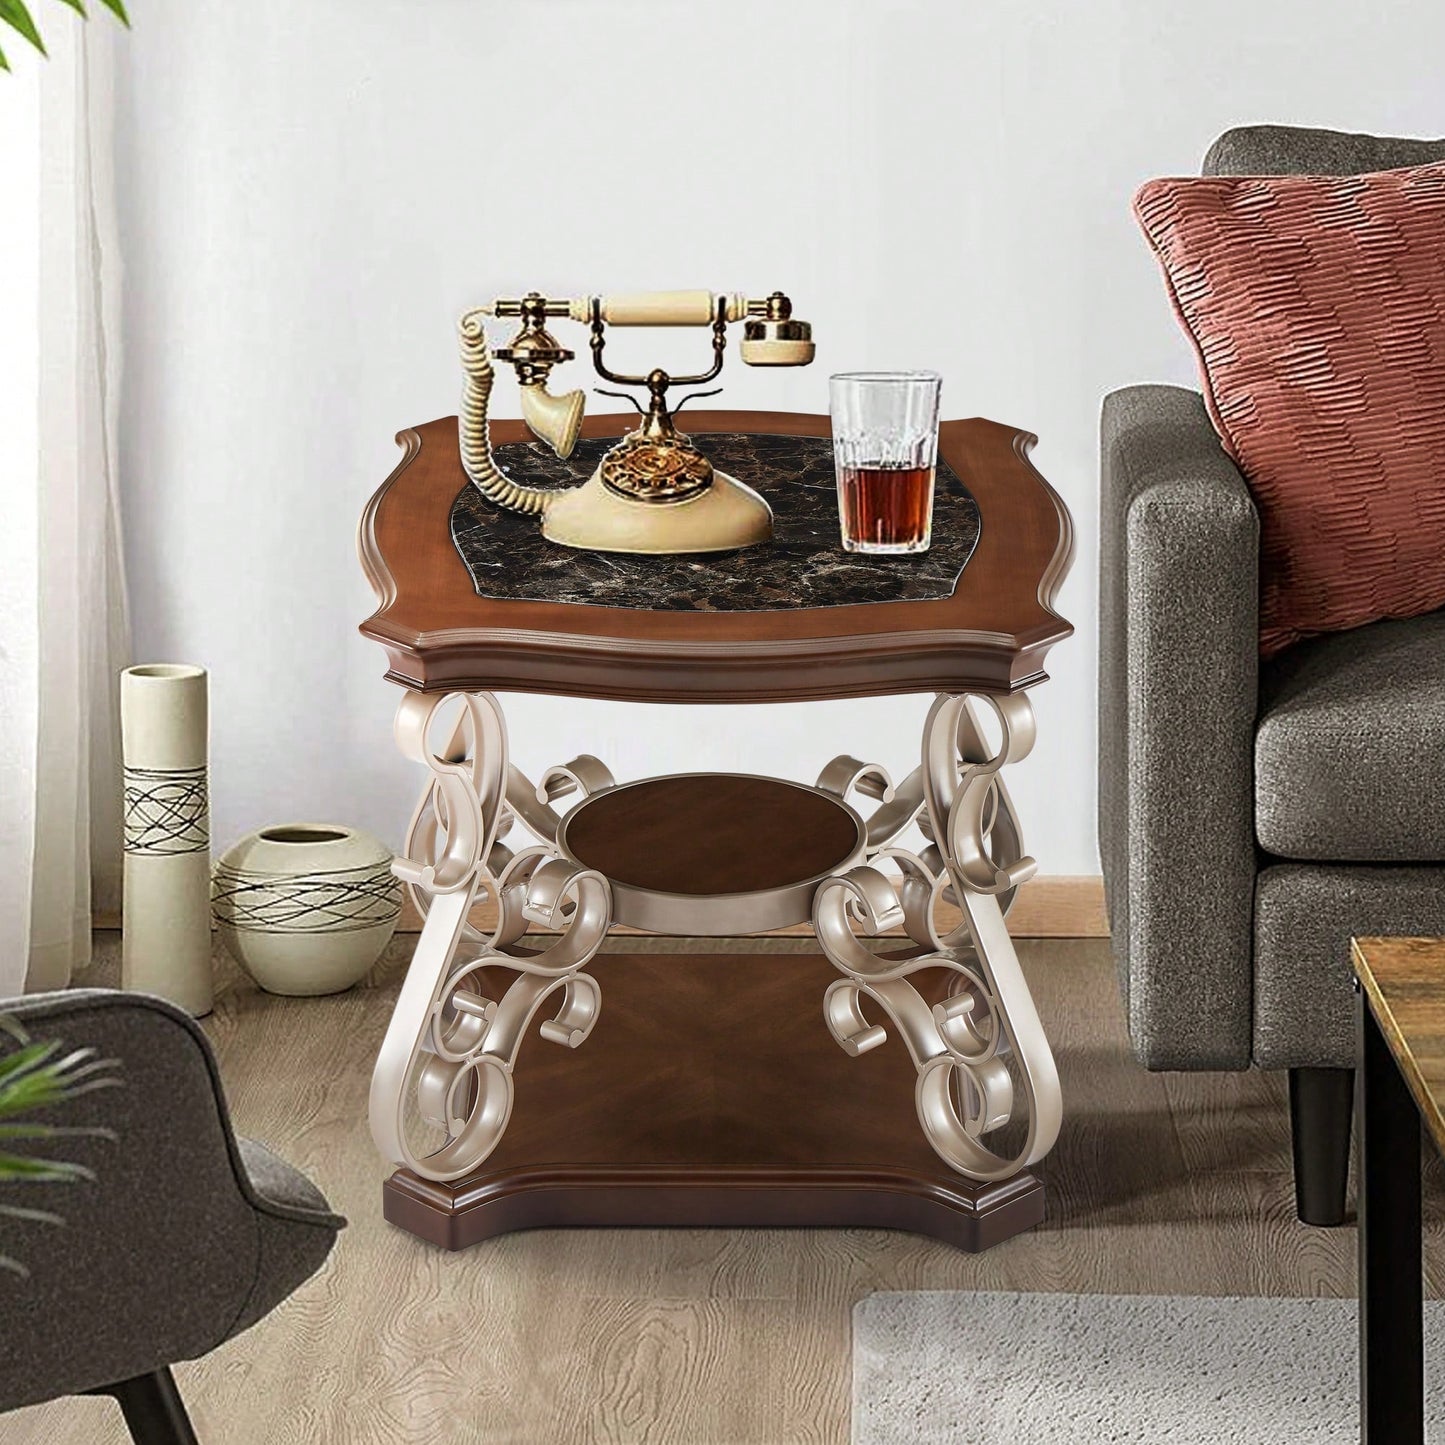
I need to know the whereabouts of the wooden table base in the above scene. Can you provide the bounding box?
[383,949,1044,1253]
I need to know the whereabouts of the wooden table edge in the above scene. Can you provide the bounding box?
[356,411,1075,702]
[1351,935,1445,1152]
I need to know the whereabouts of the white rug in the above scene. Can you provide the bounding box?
[852,1291,1445,1444]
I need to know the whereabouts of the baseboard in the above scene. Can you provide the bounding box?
[393,873,1106,939]
[1002,875,1107,938]
[99,876,1106,940]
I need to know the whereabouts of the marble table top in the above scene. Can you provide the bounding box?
[448,432,981,612]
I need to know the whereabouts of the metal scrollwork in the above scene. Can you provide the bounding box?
[369,691,614,1182]
[813,692,1061,1182]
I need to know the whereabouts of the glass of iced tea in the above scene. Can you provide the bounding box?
[829,371,942,554]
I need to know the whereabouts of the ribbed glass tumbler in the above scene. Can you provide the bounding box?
[829,371,942,554]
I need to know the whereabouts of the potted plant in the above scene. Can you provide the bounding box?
[0,1019,119,1276]
[0,0,128,72]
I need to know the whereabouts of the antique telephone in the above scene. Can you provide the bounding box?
[458,290,814,553]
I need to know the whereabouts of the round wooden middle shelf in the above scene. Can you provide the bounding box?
[557,773,866,936]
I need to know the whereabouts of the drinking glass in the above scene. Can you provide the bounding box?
[829,371,942,554]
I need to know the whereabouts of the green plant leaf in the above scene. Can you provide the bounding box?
[0,1122,116,1142]
[0,1202,64,1226]
[0,0,130,78]
[0,1152,93,1182]
[0,1039,61,1083]
[0,1071,72,1118]
[0,1080,117,1122]
[0,1044,119,1121]
[0,0,47,56]
[0,1017,120,1278]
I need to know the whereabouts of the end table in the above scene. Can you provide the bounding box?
[1352,935,1445,1442]
[358,409,1073,1252]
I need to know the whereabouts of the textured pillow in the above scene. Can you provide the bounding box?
[1135,162,1445,656]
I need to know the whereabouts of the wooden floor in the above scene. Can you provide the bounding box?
[9,934,1444,1444]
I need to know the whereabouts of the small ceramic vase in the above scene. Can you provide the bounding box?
[212,824,402,996]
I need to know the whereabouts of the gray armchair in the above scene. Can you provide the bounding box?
[0,989,344,1443]
[1100,123,1445,1226]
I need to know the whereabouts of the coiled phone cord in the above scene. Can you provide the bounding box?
[457,307,551,516]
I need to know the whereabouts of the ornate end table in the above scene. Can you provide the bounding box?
[358,409,1073,1252]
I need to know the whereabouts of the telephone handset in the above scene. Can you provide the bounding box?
[458,290,814,554]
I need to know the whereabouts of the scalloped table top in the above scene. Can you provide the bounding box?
[359,411,1073,704]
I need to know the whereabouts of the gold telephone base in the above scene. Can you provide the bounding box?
[541,468,773,554]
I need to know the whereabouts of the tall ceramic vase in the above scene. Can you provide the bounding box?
[120,664,213,1016]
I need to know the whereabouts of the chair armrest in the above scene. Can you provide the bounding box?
[2,988,340,1228]
[1099,385,1259,1069]
[0,989,340,1410]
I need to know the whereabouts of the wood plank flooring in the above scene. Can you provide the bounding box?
[8,934,1442,1444]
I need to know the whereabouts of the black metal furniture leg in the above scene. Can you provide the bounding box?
[1358,992,1423,1444]
[1289,1066,1354,1225]
[87,1368,201,1445]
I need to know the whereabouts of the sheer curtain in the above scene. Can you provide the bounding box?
[0,18,128,997]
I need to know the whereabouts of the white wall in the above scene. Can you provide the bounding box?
[111,0,1445,872]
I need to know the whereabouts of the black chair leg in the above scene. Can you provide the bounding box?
[1289,1066,1355,1226]
[87,1367,200,1445]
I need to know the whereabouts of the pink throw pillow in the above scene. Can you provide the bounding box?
[1135,162,1445,656]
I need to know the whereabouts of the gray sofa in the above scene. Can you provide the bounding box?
[1100,123,1445,1226]
[0,990,344,1443]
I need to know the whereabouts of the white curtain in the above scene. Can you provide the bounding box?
[0,17,128,996]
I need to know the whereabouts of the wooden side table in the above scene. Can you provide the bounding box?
[1351,935,1445,1443]
[358,410,1073,1252]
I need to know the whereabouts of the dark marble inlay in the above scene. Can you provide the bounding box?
[449,432,981,612]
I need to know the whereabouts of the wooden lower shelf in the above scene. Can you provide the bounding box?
[383,948,1044,1253]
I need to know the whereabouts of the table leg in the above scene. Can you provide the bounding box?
[372,690,1051,1251]
[813,692,1061,1182]
[1358,986,1424,1443]
[368,690,614,1183]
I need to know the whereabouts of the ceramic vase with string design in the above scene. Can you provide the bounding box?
[120,664,213,1016]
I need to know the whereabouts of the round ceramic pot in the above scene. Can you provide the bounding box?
[212,824,402,996]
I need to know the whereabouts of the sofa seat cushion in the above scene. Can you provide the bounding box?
[1256,610,1445,860]
[1255,863,1445,1068]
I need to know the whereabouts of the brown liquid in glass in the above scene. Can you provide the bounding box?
[838,464,934,549]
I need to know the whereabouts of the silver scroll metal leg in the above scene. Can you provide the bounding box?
[813,692,1062,1182]
[369,691,615,1183]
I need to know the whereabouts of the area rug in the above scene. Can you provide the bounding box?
[852,1291,1445,1443]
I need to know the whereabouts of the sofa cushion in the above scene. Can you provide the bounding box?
[1255,611,1445,860]
[1134,159,1445,656]
[1254,862,1445,1069]
[1204,124,1445,178]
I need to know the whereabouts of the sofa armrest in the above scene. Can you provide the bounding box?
[1099,385,1259,1069]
